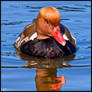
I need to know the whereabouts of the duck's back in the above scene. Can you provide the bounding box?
[14,23,36,49]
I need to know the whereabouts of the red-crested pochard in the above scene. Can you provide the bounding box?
[14,7,76,58]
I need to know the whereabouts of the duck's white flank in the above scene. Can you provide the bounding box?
[16,36,20,42]
[63,34,69,40]
[30,32,37,40]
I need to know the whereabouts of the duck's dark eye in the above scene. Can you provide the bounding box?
[46,20,49,24]
[45,19,49,24]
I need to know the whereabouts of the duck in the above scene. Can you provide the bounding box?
[14,7,76,58]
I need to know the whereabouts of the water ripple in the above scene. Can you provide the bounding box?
[1,52,16,56]
[74,56,91,61]
[83,5,91,7]
[74,4,91,8]
[28,10,38,12]
[2,44,13,46]
[57,6,85,12]
[25,6,42,9]
[61,18,70,21]
[9,5,19,8]
[1,20,8,22]
[1,21,31,26]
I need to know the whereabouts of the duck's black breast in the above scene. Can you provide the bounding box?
[20,38,76,58]
[20,38,64,58]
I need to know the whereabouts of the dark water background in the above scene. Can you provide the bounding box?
[1,1,91,91]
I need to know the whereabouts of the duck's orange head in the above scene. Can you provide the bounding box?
[36,7,66,46]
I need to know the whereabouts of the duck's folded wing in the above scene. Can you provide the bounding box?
[14,23,36,49]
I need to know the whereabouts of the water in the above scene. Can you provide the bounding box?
[1,1,91,91]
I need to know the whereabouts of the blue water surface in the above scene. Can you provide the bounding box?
[1,1,91,91]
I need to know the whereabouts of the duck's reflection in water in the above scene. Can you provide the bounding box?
[35,69,66,91]
[15,49,75,91]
